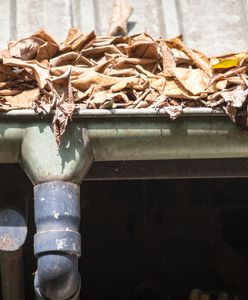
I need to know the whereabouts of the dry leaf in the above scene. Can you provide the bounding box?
[164,105,183,120]
[107,0,133,36]
[3,88,39,109]
[9,37,44,60]
[171,67,214,96]
[221,85,248,108]
[221,86,248,122]
[160,41,176,75]
[50,69,76,146]
[0,57,50,89]
[166,35,213,77]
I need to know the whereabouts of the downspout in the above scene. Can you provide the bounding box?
[20,123,94,299]
[34,181,81,300]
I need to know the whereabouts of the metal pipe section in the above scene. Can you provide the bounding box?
[0,249,25,300]
[0,107,225,118]
[34,181,81,300]
[0,209,27,300]
[87,116,248,161]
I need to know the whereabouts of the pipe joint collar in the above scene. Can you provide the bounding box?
[34,230,81,256]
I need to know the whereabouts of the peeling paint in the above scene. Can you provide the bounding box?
[53,210,59,219]
[55,238,67,250]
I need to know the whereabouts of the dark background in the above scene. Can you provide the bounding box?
[0,164,248,299]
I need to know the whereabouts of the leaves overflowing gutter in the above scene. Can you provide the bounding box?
[0,0,247,146]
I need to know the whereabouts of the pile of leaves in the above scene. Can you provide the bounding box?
[0,0,247,145]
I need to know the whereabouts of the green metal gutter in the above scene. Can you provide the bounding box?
[0,108,247,184]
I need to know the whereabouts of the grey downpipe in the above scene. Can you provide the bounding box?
[34,181,81,300]
[0,209,27,300]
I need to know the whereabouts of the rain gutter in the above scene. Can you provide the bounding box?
[0,107,247,183]
[1,107,225,117]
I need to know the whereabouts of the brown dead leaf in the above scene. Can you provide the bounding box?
[166,35,213,77]
[71,31,96,52]
[52,101,75,147]
[107,0,133,36]
[0,89,22,96]
[163,78,201,100]
[49,69,76,146]
[63,28,82,46]
[209,66,247,87]
[164,105,183,120]
[50,52,94,67]
[160,40,176,75]
[171,67,214,96]
[220,86,248,122]
[89,90,130,109]
[81,44,123,59]
[9,37,44,60]
[9,29,59,61]
[32,28,59,45]
[124,33,158,60]
[3,88,39,110]
[0,57,50,89]
[72,70,122,91]
[221,85,248,108]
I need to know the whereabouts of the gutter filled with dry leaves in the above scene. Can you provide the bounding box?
[1,2,248,299]
[1,24,248,145]
[0,0,248,183]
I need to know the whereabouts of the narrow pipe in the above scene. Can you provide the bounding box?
[0,209,27,300]
[0,249,25,300]
[34,181,81,300]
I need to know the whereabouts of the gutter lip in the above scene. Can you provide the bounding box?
[0,107,226,119]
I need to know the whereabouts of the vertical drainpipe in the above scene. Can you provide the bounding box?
[20,124,94,299]
[34,181,81,300]
[0,209,27,300]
